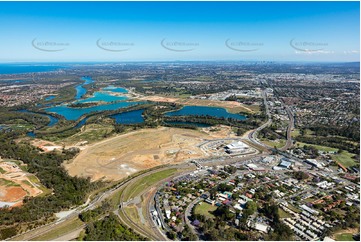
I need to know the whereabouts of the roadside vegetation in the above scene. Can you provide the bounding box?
[123,168,177,201]
[82,213,146,241]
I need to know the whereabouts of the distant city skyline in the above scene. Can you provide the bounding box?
[0,1,359,62]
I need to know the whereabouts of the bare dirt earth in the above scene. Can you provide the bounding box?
[137,95,255,113]
[0,159,44,207]
[138,95,179,103]
[30,139,63,152]
[65,127,226,181]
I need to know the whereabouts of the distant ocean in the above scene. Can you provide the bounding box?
[0,64,65,74]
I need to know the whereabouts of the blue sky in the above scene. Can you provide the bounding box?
[0,1,359,62]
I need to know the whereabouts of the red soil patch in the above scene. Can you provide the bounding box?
[0,186,27,202]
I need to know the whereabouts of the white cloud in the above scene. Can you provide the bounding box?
[343,50,360,54]
[294,50,334,55]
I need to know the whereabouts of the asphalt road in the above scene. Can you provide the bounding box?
[279,103,295,151]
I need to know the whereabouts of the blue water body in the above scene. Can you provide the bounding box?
[103,86,128,93]
[75,76,95,100]
[26,131,36,137]
[165,121,211,127]
[47,115,59,127]
[165,106,246,120]
[45,101,141,120]
[74,117,89,129]
[18,110,59,127]
[111,109,144,124]
[0,64,64,74]
[77,91,128,103]
[45,95,55,101]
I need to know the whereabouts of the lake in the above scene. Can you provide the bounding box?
[18,110,59,127]
[43,77,145,121]
[111,109,144,124]
[44,95,55,101]
[74,117,89,129]
[17,110,59,138]
[75,76,95,99]
[77,91,128,103]
[45,101,142,120]
[103,86,128,93]
[165,106,246,120]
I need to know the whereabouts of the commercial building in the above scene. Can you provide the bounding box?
[225,141,250,154]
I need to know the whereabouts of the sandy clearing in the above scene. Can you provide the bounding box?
[138,95,178,103]
[65,127,215,181]
[137,95,254,113]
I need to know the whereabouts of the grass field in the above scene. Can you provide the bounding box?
[296,142,357,168]
[123,168,177,200]
[331,152,357,168]
[262,139,286,149]
[291,129,314,138]
[0,178,20,187]
[62,123,115,145]
[335,233,355,241]
[21,180,32,187]
[296,142,338,152]
[278,208,291,218]
[194,202,217,219]
[287,204,301,213]
[110,189,123,208]
[28,175,52,196]
[124,207,140,222]
[29,218,84,241]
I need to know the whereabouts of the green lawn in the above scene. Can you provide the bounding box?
[332,152,357,168]
[0,178,20,187]
[21,180,33,187]
[123,168,177,201]
[28,175,52,196]
[296,142,338,152]
[0,167,5,174]
[30,218,84,241]
[262,139,286,149]
[291,129,301,137]
[124,207,140,222]
[278,208,291,218]
[335,233,355,241]
[287,204,301,213]
[194,202,217,219]
[291,129,314,138]
[63,123,115,144]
